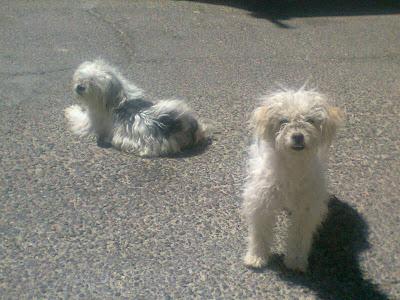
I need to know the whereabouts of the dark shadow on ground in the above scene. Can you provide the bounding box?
[106,136,211,159]
[185,0,400,28]
[164,137,212,159]
[265,196,388,300]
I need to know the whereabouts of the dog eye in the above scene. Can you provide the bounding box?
[279,118,289,126]
[305,117,315,124]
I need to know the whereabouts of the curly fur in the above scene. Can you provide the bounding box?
[242,88,343,272]
[64,60,206,156]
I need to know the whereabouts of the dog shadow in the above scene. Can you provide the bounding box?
[100,136,211,158]
[264,196,388,300]
[185,0,400,29]
[163,137,212,159]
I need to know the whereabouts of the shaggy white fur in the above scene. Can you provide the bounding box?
[242,88,343,272]
[65,60,206,157]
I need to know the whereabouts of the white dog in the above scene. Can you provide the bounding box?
[242,88,343,272]
[65,60,206,157]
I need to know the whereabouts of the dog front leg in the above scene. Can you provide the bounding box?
[244,210,277,269]
[284,205,326,272]
[96,135,112,148]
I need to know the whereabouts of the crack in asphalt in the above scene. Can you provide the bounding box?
[86,7,136,64]
[132,53,400,65]
[0,67,73,77]
[1,7,138,78]
[1,53,397,78]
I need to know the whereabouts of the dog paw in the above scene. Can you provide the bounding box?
[283,255,308,272]
[243,253,268,269]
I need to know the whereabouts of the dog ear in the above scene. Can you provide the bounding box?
[104,75,124,110]
[323,106,344,145]
[252,106,270,139]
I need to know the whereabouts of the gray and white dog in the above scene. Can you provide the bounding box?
[65,60,206,157]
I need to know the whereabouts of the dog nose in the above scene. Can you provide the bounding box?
[76,84,85,94]
[292,133,304,145]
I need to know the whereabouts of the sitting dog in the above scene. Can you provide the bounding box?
[242,88,343,272]
[65,60,206,157]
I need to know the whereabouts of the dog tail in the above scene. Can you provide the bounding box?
[194,118,213,145]
[64,104,92,136]
[144,99,208,147]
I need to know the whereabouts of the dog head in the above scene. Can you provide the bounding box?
[252,89,343,156]
[72,60,126,110]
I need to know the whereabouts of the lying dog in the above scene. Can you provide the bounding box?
[65,60,206,157]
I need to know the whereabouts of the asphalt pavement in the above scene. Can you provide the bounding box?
[1,0,399,299]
